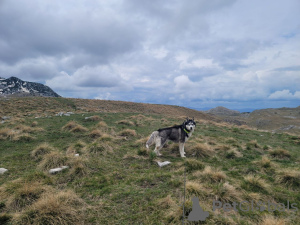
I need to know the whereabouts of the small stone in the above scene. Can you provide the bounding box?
[0,168,8,174]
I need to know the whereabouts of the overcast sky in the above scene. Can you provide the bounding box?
[1,0,299,111]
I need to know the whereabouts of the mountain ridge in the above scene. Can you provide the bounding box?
[0,76,60,97]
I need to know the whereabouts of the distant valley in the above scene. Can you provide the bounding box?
[203,106,300,134]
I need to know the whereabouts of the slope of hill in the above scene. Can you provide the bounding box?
[0,77,60,97]
[204,106,300,134]
[0,97,217,122]
[205,106,240,116]
[0,109,299,224]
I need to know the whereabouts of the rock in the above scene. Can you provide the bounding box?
[56,112,64,116]
[49,168,63,174]
[0,168,8,174]
[1,116,10,120]
[74,154,79,157]
[64,113,70,116]
[157,161,171,167]
[49,166,69,174]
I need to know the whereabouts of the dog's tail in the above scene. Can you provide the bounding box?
[146,131,158,148]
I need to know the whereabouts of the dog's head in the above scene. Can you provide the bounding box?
[183,117,196,132]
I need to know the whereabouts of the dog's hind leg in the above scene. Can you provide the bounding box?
[146,131,158,148]
[179,143,186,158]
[154,137,163,156]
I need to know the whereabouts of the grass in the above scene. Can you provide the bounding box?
[0,98,299,224]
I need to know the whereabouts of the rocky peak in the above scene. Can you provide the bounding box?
[0,76,60,97]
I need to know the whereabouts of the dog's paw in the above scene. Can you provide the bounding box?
[181,155,186,158]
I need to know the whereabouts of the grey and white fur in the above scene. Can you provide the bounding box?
[146,118,196,157]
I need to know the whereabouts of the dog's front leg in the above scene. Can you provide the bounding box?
[179,143,186,158]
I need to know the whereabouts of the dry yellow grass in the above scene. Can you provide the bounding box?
[62,121,78,130]
[276,169,300,187]
[0,180,47,211]
[31,121,38,127]
[118,129,137,137]
[70,124,88,133]
[244,175,270,191]
[12,133,35,142]
[116,120,135,126]
[87,141,113,154]
[0,128,15,140]
[214,182,243,203]
[269,148,291,159]
[189,143,215,158]
[67,156,89,177]
[260,215,286,225]
[14,190,86,225]
[89,129,103,138]
[31,143,55,160]
[194,166,227,183]
[38,151,68,171]
[157,195,176,209]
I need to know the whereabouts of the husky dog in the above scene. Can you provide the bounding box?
[146,118,196,157]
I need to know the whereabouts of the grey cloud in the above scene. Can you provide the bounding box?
[0,1,143,66]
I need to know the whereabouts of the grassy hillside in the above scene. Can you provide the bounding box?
[205,106,300,135]
[0,97,216,121]
[0,98,300,224]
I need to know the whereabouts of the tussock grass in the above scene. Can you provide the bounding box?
[89,129,103,138]
[0,181,47,211]
[98,133,114,141]
[215,144,231,151]
[38,151,68,171]
[85,115,101,121]
[213,182,243,203]
[276,169,300,187]
[62,121,89,132]
[189,143,215,158]
[225,149,243,158]
[242,175,269,193]
[254,156,273,169]
[96,121,108,128]
[184,159,204,172]
[31,121,38,127]
[14,190,85,225]
[194,166,227,183]
[31,143,55,160]
[14,124,44,133]
[260,215,286,225]
[0,128,15,140]
[157,195,176,209]
[62,121,78,130]
[14,125,34,133]
[66,141,87,155]
[70,124,88,133]
[118,129,137,137]
[67,157,89,177]
[12,133,35,142]
[116,120,135,126]
[269,148,291,159]
[246,139,260,149]
[137,147,148,156]
[135,137,149,146]
[87,142,113,154]
[186,181,204,196]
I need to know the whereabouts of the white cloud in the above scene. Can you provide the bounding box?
[269,90,300,100]
[1,0,299,110]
